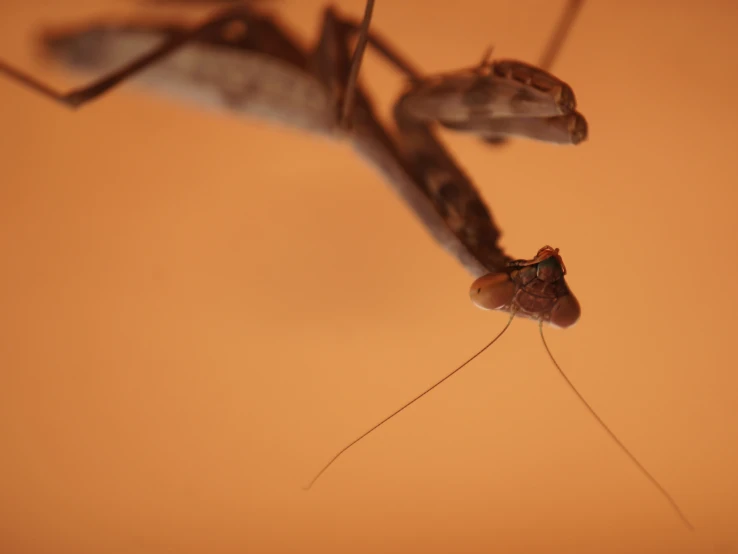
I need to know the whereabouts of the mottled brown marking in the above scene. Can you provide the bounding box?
[510,86,539,109]
[463,78,497,109]
[465,197,492,222]
[438,181,461,203]
[492,59,576,112]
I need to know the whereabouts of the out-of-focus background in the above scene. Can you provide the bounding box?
[1,1,737,553]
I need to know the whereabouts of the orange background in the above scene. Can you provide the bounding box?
[1,1,737,553]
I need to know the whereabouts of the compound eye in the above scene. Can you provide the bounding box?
[549,293,581,328]
[469,272,516,310]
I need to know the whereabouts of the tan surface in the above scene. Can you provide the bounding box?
[1,1,737,553]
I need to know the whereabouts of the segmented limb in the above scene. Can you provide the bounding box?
[0,0,576,297]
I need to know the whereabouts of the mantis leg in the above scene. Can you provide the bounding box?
[0,2,516,277]
[308,0,374,130]
[443,0,587,146]
[309,3,513,274]
[336,0,587,147]
[441,0,587,146]
[0,4,255,109]
[0,0,372,123]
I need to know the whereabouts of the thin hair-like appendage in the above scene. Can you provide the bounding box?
[537,0,585,70]
[538,322,694,530]
[341,0,375,126]
[304,314,515,490]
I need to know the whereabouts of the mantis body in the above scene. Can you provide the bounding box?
[0,0,693,530]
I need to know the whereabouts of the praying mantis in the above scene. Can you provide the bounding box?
[0,0,694,531]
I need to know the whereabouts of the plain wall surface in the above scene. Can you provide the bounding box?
[1,1,737,553]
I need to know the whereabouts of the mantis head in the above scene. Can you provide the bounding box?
[469,245,580,328]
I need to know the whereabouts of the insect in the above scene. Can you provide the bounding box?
[0,0,693,530]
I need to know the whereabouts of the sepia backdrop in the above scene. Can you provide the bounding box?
[1,1,737,553]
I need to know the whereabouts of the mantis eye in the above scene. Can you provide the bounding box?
[549,293,581,329]
[469,272,516,310]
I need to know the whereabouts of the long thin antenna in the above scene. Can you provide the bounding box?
[539,322,694,530]
[304,315,514,490]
